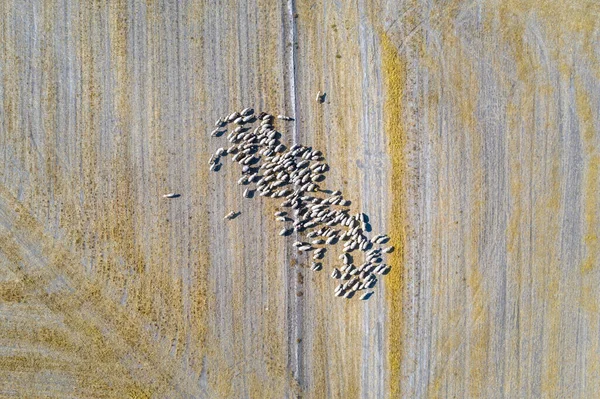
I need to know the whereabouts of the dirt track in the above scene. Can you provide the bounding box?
[1,1,599,398]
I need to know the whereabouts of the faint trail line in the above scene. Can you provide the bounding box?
[286,2,300,143]
[0,185,201,398]
[282,0,304,392]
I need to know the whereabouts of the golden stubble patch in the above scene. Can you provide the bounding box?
[380,31,407,399]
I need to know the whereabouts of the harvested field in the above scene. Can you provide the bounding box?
[0,1,599,398]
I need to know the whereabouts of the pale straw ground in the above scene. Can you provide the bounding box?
[0,1,599,398]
